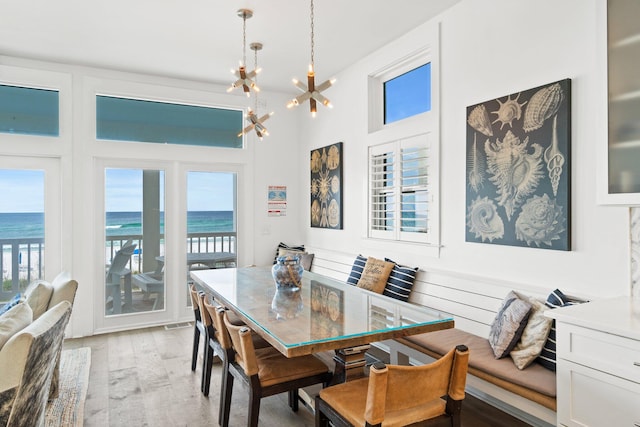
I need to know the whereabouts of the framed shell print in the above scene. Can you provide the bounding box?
[311,142,343,229]
[465,79,571,250]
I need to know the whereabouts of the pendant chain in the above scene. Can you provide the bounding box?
[310,0,315,68]
[242,14,247,67]
[253,48,259,111]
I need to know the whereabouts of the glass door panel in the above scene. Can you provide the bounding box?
[0,169,45,302]
[186,171,236,305]
[105,168,165,315]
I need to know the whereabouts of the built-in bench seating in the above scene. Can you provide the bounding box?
[306,246,567,427]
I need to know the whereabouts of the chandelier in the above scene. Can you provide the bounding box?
[227,9,260,97]
[239,42,274,140]
[286,0,335,117]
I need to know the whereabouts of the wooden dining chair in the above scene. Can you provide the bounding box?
[315,344,470,427]
[189,284,205,373]
[216,308,333,427]
[200,296,272,398]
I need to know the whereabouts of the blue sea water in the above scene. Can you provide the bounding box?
[0,211,234,239]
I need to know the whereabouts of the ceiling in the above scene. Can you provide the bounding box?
[0,0,461,93]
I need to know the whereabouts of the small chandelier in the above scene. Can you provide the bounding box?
[227,8,260,97]
[286,0,335,117]
[239,42,274,140]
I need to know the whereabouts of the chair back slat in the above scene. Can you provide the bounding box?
[223,313,259,376]
[107,240,136,276]
[198,293,212,327]
[368,346,468,416]
[208,302,232,350]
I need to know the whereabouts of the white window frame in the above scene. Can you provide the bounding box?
[369,134,430,244]
[365,24,440,255]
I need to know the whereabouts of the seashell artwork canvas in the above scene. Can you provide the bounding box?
[311,142,343,229]
[465,79,571,250]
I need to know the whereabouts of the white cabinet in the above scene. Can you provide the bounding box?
[548,297,640,426]
[599,0,640,203]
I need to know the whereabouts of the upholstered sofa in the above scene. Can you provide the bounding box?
[22,272,78,398]
[0,300,72,427]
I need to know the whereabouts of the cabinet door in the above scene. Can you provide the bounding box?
[557,359,640,426]
[600,0,640,203]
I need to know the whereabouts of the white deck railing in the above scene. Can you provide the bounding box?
[1,232,236,301]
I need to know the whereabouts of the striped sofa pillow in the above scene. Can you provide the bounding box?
[346,255,367,286]
[382,258,418,302]
[273,242,305,264]
[537,289,580,371]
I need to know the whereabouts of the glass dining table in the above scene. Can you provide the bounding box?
[190,266,454,383]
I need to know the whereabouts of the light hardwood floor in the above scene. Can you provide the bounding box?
[63,324,531,427]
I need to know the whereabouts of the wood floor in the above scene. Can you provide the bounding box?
[63,324,532,427]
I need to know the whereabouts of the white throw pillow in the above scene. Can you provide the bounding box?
[510,293,553,369]
[0,302,33,350]
[25,280,54,320]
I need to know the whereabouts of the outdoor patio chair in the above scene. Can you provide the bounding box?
[105,240,136,314]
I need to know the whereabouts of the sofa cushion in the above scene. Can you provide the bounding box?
[403,328,556,398]
[510,293,553,369]
[383,258,418,302]
[488,291,532,359]
[300,253,314,271]
[356,257,394,294]
[346,255,367,286]
[0,293,23,316]
[0,302,33,350]
[25,280,54,320]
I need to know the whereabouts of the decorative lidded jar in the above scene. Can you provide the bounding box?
[271,255,304,291]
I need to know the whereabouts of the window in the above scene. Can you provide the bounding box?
[0,84,59,136]
[384,63,431,124]
[96,95,243,148]
[367,29,439,251]
[369,134,430,243]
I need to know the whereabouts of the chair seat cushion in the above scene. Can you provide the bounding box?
[403,328,556,397]
[255,347,329,387]
[319,377,446,427]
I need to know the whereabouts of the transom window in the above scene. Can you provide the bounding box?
[384,63,431,124]
[0,84,59,136]
[96,95,243,148]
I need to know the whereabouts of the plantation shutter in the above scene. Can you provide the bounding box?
[369,143,395,239]
[400,135,429,241]
[369,133,429,242]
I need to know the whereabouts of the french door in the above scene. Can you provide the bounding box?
[95,160,238,332]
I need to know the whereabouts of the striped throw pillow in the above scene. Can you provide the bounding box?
[346,255,367,286]
[273,242,305,264]
[537,289,580,371]
[383,258,418,302]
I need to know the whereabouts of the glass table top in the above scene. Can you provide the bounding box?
[190,266,454,357]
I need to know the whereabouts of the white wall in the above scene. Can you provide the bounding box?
[299,0,630,299]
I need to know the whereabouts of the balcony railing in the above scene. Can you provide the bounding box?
[1,232,236,302]
[1,238,45,300]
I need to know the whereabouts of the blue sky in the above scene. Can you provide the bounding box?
[0,168,234,213]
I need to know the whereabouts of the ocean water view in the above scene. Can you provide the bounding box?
[0,210,234,240]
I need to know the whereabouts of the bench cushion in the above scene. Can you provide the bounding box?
[402,328,556,399]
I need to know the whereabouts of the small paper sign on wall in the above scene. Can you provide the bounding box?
[268,185,287,217]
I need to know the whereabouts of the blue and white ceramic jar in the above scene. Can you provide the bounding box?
[271,255,303,290]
